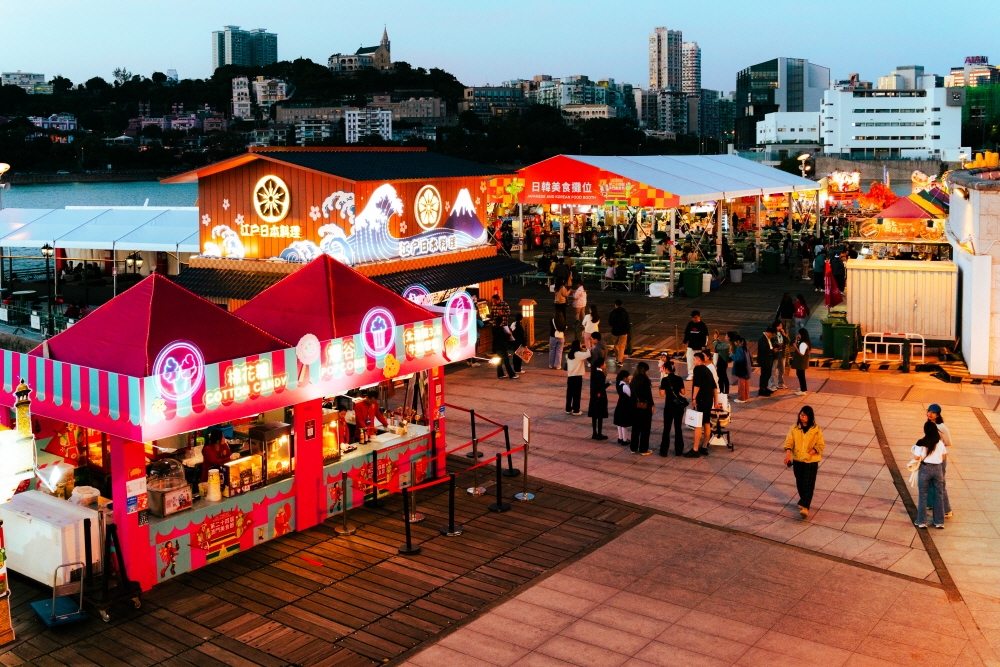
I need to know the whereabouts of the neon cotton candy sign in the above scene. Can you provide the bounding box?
[444,292,476,338]
[361,307,396,358]
[153,341,205,402]
[402,284,432,307]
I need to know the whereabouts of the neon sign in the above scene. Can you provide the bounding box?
[153,341,205,402]
[204,359,288,409]
[361,307,396,358]
[402,284,432,307]
[253,175,290,223]
[444,292,476,338]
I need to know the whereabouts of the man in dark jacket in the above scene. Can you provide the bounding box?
[830,250,847,292]
[757,327,775,396]
[682,310,709,381]
[608,300,630,366]
[553,257,571,285]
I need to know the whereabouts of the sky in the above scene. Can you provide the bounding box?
[0,0,991,92]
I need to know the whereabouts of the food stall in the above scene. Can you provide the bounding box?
[0,255,476,591]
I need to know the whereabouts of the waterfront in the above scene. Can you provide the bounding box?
[0,181,197,208]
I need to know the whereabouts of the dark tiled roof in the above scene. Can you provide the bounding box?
[371,255,535,294]
[172,268,285,302]
[254,150,514,181]
[355,46,379,54]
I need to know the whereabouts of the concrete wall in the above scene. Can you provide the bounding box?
[815,156,959,184]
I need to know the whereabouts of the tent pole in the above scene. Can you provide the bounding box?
[669,208,676,297]
[518,203,524,263]
[756,193,762,270]
[716,194,724,263]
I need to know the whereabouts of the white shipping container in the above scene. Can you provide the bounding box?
[845,259,957,340]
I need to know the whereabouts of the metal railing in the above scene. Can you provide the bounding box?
[862,332,926,365]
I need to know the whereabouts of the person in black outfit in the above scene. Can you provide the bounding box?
[510,315,527,374]
[490,295,517,379]
[629,362,655,455]
[608,300,630,365]
[659,358,686,456]
[613,369,633,445]
[682,311,709,381]
[757,327,776,396]
[588,366,610,440]
[687,352,719,457]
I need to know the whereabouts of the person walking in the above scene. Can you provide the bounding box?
[489,294,518,379]
[777,293,795,334]
[629,362,655,455]
[510,315,528,374]
[790,328,812,395]
[831,249,847,293]
[582,305,600,352]
[926,404,953,519]
[572,283,588,323]
[793,294,811,334]
[613,369,633,446]
[548,313,567,369]
[783,406,826,518]
[682,310,709,381]
[588,365,610,440]
[913,420,947,528]
[757,327,776,397]
[731,334,752,403]
[553,280,570,319]
[659,359,686,456]
[553,256,571,285]
[769,321,788,391]
[813,249,827,292]
[686,353,719,457]
[712,330,731,395]
[565,340,590,415]
[608,300,630,366]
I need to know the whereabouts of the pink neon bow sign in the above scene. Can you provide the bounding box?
[153,341,205,402]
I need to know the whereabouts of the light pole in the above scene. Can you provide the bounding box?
[41,243,54,335]
[125,252,143,280]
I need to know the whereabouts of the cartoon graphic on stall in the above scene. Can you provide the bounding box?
[203,225,246,259]
[272,503,293,537]
[158,540,180,578]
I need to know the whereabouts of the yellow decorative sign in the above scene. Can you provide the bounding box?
[414,185,442,231]
[253,175,290,223]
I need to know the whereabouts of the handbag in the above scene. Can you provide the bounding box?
[636,399,649,410]
[514,346,533,363]
[684,408,703,428]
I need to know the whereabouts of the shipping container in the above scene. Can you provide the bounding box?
[845,259,957,341]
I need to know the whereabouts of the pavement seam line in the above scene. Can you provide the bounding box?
[973,407,1000,453]
[869,399,1000,666]
[867,396,960,599]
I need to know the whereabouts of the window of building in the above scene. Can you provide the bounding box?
[931,135,940,140]
[932,121,940,126]
[932,107,940,111]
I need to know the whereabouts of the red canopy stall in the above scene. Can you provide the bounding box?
[0,258,475,590]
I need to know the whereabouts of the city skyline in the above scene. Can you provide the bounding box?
[0,0,992,92]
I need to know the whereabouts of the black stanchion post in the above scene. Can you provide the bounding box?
[83,517,93,583]
[407,463,425,523]
[515,443,534,502]
[335,471,357,536]
[467,438,485,495]
[439,473,464,536]
[466,409,482,458]
[488,453,511,512]
[365,449,383,508]
[398,488,421,555]
[501,424,520,477]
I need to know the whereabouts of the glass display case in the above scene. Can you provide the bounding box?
[322,409,342,463]
[249,422,293,482]
[223,454,263,496]
[83,429,110,474]
[147,459,193,516]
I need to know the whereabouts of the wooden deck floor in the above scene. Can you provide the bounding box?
[0,458,645,667]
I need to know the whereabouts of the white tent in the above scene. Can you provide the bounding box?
[0,207,199,253]
[569,154,817,205]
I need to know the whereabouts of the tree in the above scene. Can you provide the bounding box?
[50,76,73,93]
[85,76,110,92]
[151,72,167,84]
[0,84,29,114]
[113,67,133,87]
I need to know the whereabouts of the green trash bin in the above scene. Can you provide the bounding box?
[761,251,780,275]
[821,319,836,357]
[682,268,702,298]
[831,323,860,362]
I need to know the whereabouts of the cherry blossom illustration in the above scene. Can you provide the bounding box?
[235,213,245,226]
[309,205,321,221]
[222,199,230,211]
[201,214,211,226]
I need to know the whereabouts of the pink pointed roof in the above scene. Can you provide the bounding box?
[30,274,290,376]
[236,255,434,344]
[877,196,933,220]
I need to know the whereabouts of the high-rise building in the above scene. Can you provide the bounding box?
[946,57,1000,88]
[657,89,688,136]
[634,88,659,128]
[682,42,701,94]
[212,26,278,71]
[649,28,682,91]
[734,57,830,150]
[345,107,392,143]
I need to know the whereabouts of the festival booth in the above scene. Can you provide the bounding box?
[0,257,476,591]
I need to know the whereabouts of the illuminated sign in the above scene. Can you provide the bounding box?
[204,358,287,408]
[828,170,861,193]
[966,56,989,65]
[296,334,321,365]
[153,341,205,402]
[531,180,593,195]
[239,222,302,239]
[444,292,476,338]
[361,307,396,358]
[403,321,443,359]
[402,284,432,307]
[253,175,290,223]
[398,234,459,258]
[414,185,443,230]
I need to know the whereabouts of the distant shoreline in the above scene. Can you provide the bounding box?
[8,172,181,185]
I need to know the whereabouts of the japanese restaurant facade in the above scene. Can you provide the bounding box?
[0,256,478,591]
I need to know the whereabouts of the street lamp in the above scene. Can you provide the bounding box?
[125,252,143,279]
[40,243,54,335]
[797,153,812,179]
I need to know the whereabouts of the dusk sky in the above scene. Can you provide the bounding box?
[1,0,991,91]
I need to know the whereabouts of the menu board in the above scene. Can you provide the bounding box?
[856,218,946,243]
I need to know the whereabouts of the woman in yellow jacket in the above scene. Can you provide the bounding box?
[782,406,825,518]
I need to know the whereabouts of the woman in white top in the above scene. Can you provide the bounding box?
[582,305,600,352]
[572,284,587,323]
[564,339,590,415]
[912,420,948,529]
[926,404,953,518]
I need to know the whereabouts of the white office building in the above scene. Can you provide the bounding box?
[756,112,820,145]
[821,83,968,161]
[562,105,617,122]
[345,107,392,143]
[232,76,252,120]
[1,71,52,94]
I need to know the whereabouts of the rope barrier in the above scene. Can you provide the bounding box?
[444,402,506,428]
[445,426,505,455]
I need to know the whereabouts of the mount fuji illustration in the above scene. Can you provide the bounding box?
[441,189,487,242]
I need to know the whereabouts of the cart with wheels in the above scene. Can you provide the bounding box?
[708,408,733,451]
[30,563,87,627]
